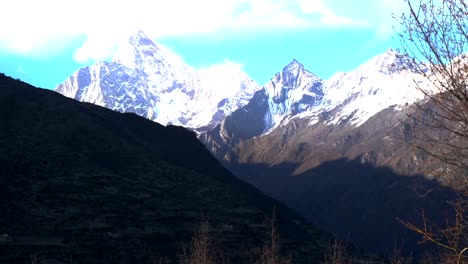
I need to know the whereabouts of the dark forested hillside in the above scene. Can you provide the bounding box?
[0,74,330,263]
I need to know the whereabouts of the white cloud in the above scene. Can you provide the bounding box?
[300,0,367,27]
[326,0,405,39]
[73,33,124,63]
[0,0,390,62]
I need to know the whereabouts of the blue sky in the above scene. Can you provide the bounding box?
[0,0,406,89]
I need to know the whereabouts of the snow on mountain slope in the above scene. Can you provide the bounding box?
[193,62,259,128]
[56,61,153,118]
[112,31,198,94]
[293,49,435,127]
[212,48,438,142]
[260,59,325,132]
[56,31,260,130]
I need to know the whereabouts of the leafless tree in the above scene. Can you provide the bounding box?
[179,220,225,264]
[395,0,468,262]
[396,0,468,189]
[255,209,291,264]
[397,199,468,263]
[324,239,351,264]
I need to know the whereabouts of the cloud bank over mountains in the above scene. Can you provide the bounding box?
[0,0,401,63]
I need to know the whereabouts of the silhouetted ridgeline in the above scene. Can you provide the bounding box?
[0,73,332,263]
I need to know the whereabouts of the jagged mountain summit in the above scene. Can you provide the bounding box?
[210,59,325,145]
[263,58,325,132]
[56,31,259,131]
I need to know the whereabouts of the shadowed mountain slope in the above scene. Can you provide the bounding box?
[0,74,330,263]
[229,158,460,257]
[202,103,462,257]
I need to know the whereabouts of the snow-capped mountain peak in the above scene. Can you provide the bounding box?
[112,31,186,69]
[56,30,260,131]
[362,48,420,75]
[317,49,433,127]
[255,59,325,132]
[112,31,195,94]
[284,58,304,70]
[276,59,320,88]
[112,30,161,70]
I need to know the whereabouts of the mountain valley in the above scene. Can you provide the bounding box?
[53,31,466,259]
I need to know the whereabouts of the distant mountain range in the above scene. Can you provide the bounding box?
[0,73,334,263]
[55,31,461,257]
[56,32,433,141]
